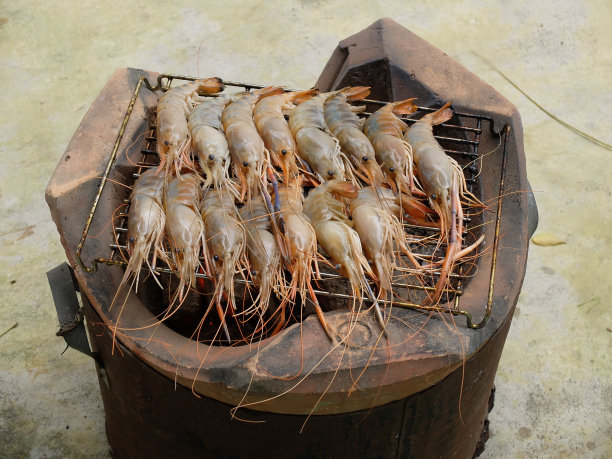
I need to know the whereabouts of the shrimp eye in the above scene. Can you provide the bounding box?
[129,236,135,243]
[250,269,257,276]
[362,156,369,162]
[209,154,215,160]
[431,194,437,200]
[388,166,395,173]
[334,263,341,270]
[281,149,287,155]
[175,247,180,254]
[327,170,334,177]
[242,161,249,167]
[164,140,169,146]
[213,255,219,261]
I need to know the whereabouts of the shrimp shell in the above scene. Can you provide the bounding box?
[364,98,418,193]
[164,173,208,303]
[118,169,167,296]
[222,87,283,202]
[303,180,373,299]
[156,78,224,178]
[404,102,457,234]
[349,187,408,295]
[188,95,235,193]
[200,188,245,310]
[239,195,284,319]
[324,88,385,186]
[404,102,481,304]
[254,89,317,184]
[288,92,349,182]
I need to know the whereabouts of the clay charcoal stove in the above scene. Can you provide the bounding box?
[46,19,537,458]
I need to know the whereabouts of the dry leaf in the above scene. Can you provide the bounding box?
[531,233,566,247]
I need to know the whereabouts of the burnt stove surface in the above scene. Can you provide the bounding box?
[46,18,534,458]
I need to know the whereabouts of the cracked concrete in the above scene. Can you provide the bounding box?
[1,1,610,457]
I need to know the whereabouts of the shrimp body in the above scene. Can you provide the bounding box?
[303,180,373,298]
[349,187,407,295]
[157,78,224,177]
[272,182,335,335]
[222,87,283,201]
[239,195,283,317]
[119,169,167,294]
[404,102,481,304]
[364,98,418,193]
[254,89,317,183]
[200,189,245,308]
[164,173,207,301]
[404,102,456,235]
[188,95,233,190]
[288,93,347,181]
[324,89,385,185]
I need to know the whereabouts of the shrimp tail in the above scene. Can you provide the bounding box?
[339,86,371,101]
[390,98,418,115]
[423,101,453,125]
[255,86,285,100]
[290,88,318,104]
[325,180,359,199]
[399,193,437,225]
[196,77,225,94]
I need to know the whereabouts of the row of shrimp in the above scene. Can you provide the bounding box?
[116,77,484,342]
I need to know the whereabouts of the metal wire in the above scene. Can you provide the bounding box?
[76,73,507,329]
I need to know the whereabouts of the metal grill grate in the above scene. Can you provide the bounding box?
[76,74,510,330]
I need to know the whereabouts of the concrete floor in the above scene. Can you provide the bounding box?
[1,1,610,457]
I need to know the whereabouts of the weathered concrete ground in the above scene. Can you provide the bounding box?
[0,1,610,457]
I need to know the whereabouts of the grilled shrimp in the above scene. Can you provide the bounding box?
[114,169,167,300]
[156,78,224,178]
[303,180,387,335]
[272,181,332,338]
[254,89,317,184]
[188,94,238,196]
[239,194,284,321]
[222,87,284,202]
[363,98,419,194]
[288,91,354,182]
[404,102,481,304]
[324,88,386,185]
[200,188,246,341]
[349,186,411,297]
[164,173,208,304]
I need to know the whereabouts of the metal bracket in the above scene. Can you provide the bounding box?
[47,262,96,359]
[527,181,539,239]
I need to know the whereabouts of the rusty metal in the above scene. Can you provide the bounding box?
[75,76,146,273]
[458,124,512,329]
